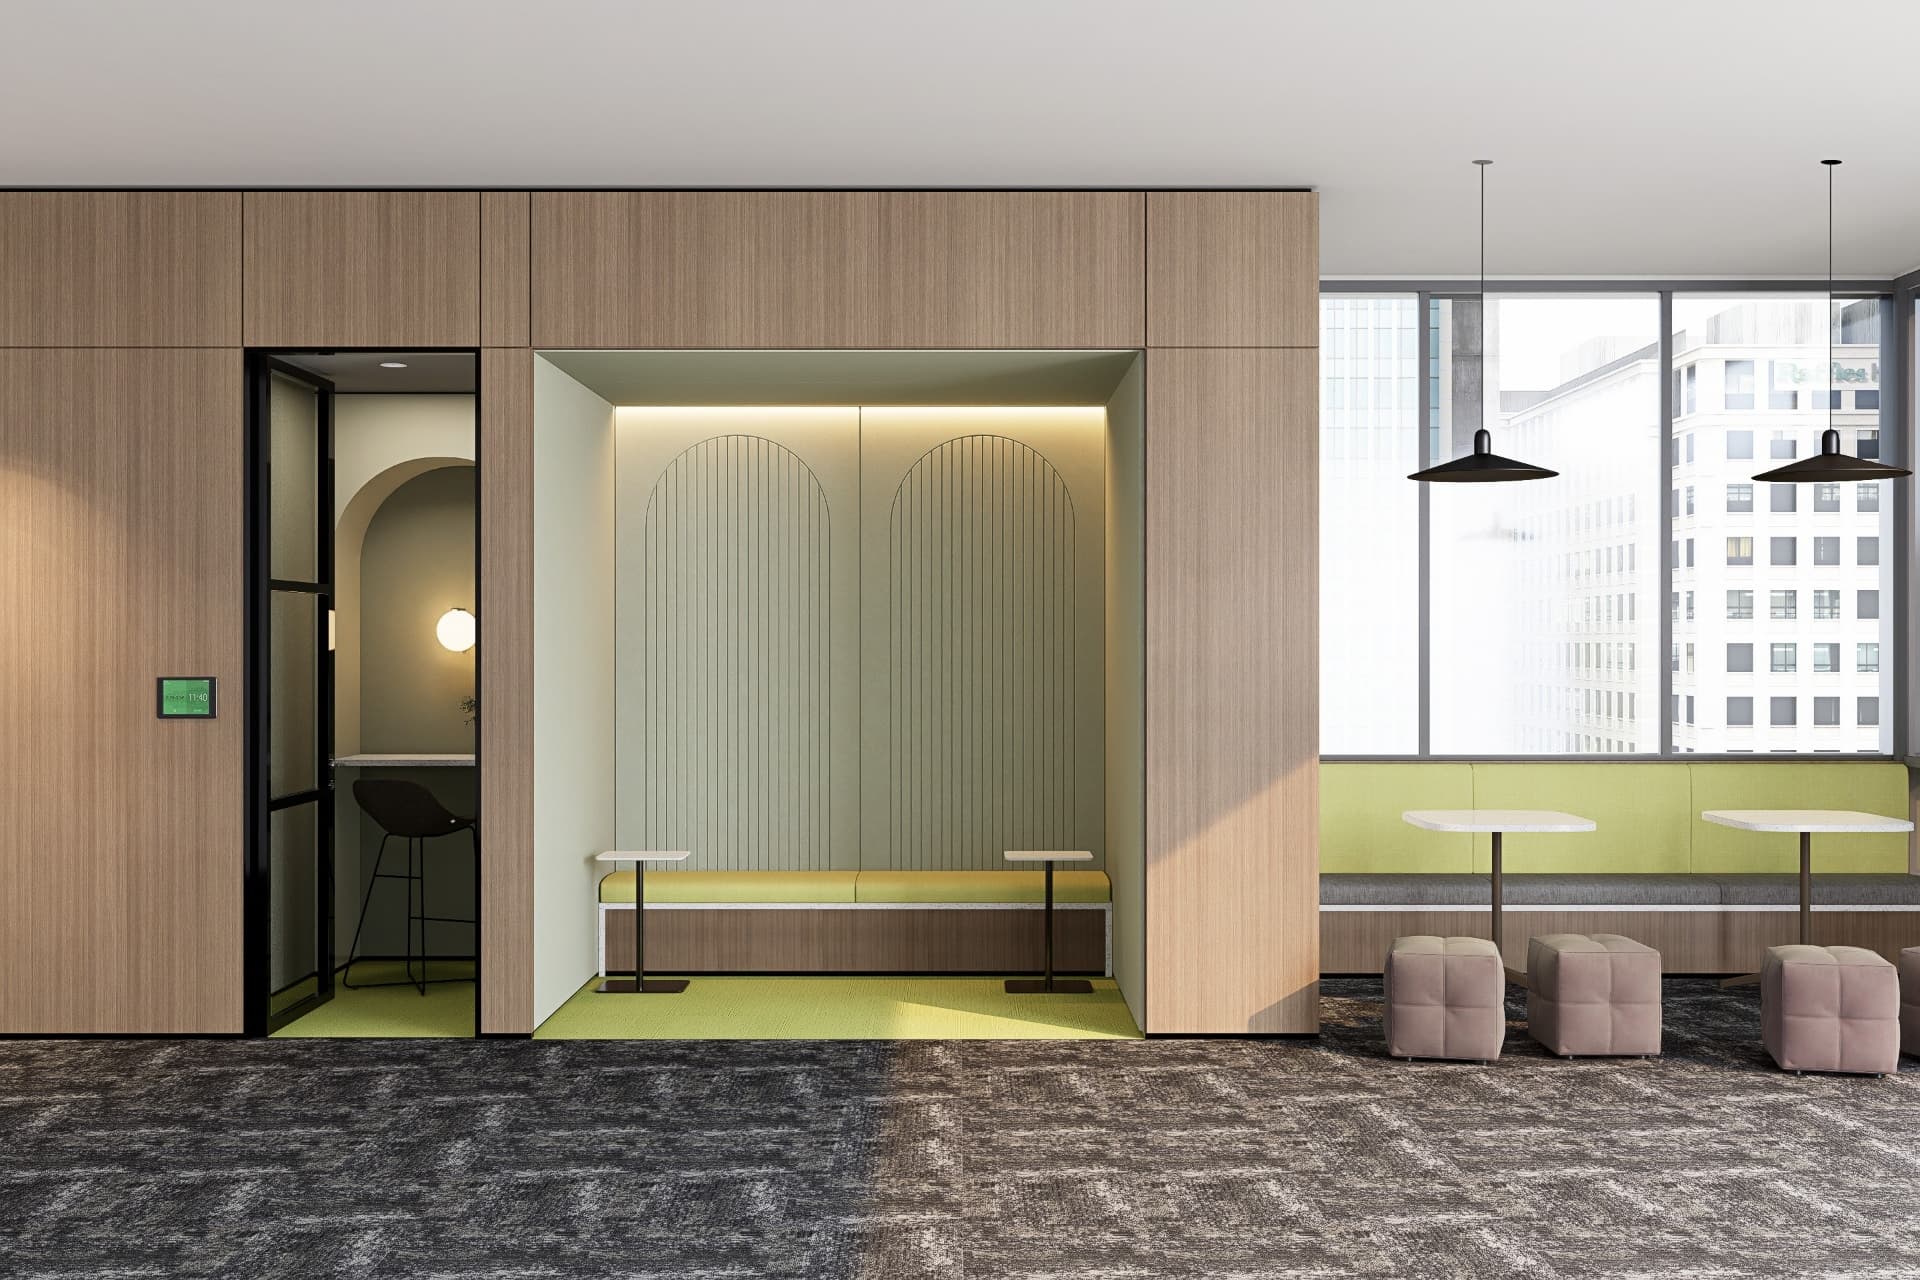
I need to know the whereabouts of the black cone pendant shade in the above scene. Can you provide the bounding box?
[1411,427,1558,482]
[1753,160,1909,484]
[1753,426,1907,482]
[1410,160,1556,484]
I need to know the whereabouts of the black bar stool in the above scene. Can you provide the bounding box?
[343,779,478,994]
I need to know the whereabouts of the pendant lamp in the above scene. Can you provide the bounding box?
[1410,160,1558,483]
[1752,160,1909,484]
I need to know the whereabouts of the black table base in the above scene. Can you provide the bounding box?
[596,977,690,995]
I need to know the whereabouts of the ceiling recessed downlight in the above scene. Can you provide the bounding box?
[379,361,409,369]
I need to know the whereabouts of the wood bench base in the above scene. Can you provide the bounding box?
[1323,908,1920,975]
[602,904,1110,975]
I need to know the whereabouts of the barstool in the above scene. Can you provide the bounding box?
[343,779,478,994]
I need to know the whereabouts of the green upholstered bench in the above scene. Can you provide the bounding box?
[1320,760,1918,973]
[596,868,1113,976]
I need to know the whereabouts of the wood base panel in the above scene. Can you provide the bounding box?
[606,908,1106,974]
[1323,909,1920,975]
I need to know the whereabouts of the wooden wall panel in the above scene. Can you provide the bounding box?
[1323,909,1920,976]
[0,193,240,346]
[481,191,532,347]
[1147,192,1318,347]
[606,908,1107,974]
[1146,348,1319,1034]
[0,349,244,1033]
[243,192,481,347]
[533,191,884,348]
[876,191,1144,347]
[480,348,534,1034]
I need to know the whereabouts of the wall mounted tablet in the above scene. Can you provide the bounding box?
[157,676,216,719]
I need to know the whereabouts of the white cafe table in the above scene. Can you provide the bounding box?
[1401,810,1597,984]
[1003,851,1094,994]
[1701,809,1914,985]
[593,851,692,994]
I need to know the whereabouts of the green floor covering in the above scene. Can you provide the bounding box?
[271,961,476,1039]
[535,975,1142,1040]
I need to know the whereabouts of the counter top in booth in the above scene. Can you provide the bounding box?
[334,754,476,767]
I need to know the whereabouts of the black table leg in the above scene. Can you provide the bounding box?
[597,860,689,994]
[1492,832,1528,987]
[1007,860,1092,994]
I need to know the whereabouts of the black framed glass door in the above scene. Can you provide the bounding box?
[247,356,336,1034]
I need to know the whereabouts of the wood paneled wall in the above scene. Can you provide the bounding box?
[0,349,244,1033]
[0,187,1317,1038]
[479,348,535,1035]
[1144,193,1320,1035]
[243,192,482,347]
[531,191,1144,349]
[0,193,241,346]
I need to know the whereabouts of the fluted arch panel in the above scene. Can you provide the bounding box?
[887,434,1076,869]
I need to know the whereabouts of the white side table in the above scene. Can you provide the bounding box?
[1702,809,1914,986]
[1004,851,1094,994]
[1401,809,1596,984]
[594,851,692,994]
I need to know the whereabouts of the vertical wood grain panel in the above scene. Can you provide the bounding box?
[0,349,244,1033]
[244,192,481,347]
[1146,348,1319,1033]
[1147,192,1318,347]
[532,191,883,348]
[0,193,241,346]
[480,348,534,1034]
[877,192,1145,347]
[481,191,532,347]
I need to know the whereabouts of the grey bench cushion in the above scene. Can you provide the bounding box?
[1320,874,1490,906]
[1320,872,1920,908]
[1715,874,1920,907]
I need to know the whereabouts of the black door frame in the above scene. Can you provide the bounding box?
[243,348,483,1037]
[244,354,338,1036]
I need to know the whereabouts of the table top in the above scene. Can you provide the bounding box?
[1004,850,1094,863]
[334,753,476,767]
[1701,809,1915,834]
[594,850,693,863]
[1402,809,1597,834]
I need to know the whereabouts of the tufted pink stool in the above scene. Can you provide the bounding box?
[1761,945,1899,1076]
[1383,935,1505,1063]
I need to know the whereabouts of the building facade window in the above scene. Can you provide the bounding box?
[1770,537,1796,566]
[1727,589,1753,620]
[1858,643,1880,673]
[1770,643,1796,673]
[1814,697,1840,726]
[1727,537,1753,565]
[1727,643,1753,672]
[1726,482,1752,511]
[1770,696,1797,726]
[1813,643,1838,673]
[1770,589,1797,620]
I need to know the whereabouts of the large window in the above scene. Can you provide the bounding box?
[1670,295,1893,753]
[1321,290,1896,756]
[1320,295,1420,752]
[1428,295,1661,753]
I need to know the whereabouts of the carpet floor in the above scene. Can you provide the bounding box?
[534,975,1141,1039]
[272,962,476,1039]
[4,979,1919,1279]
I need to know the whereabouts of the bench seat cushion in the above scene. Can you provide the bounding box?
[1320,872,1920,908]
[855,870,1111,904]
[599,870,860,904]
[1321,874,1490,906]
[1714,874,1920,907]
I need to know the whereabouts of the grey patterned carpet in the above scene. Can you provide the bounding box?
[4,979,1919,1279]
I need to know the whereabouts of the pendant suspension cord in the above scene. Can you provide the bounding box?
[1827,159,1835,440]
[1477,159,1490,437]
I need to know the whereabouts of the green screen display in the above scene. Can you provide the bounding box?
[157,677,216,718]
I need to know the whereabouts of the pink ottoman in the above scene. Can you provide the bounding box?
[1901,947,1920,1058]
[1526,933,1662,1058]
[1383,935,1505,1063]
[1761,945,1899,1076]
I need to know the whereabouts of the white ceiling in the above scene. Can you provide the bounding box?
[6,0,1919,280]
